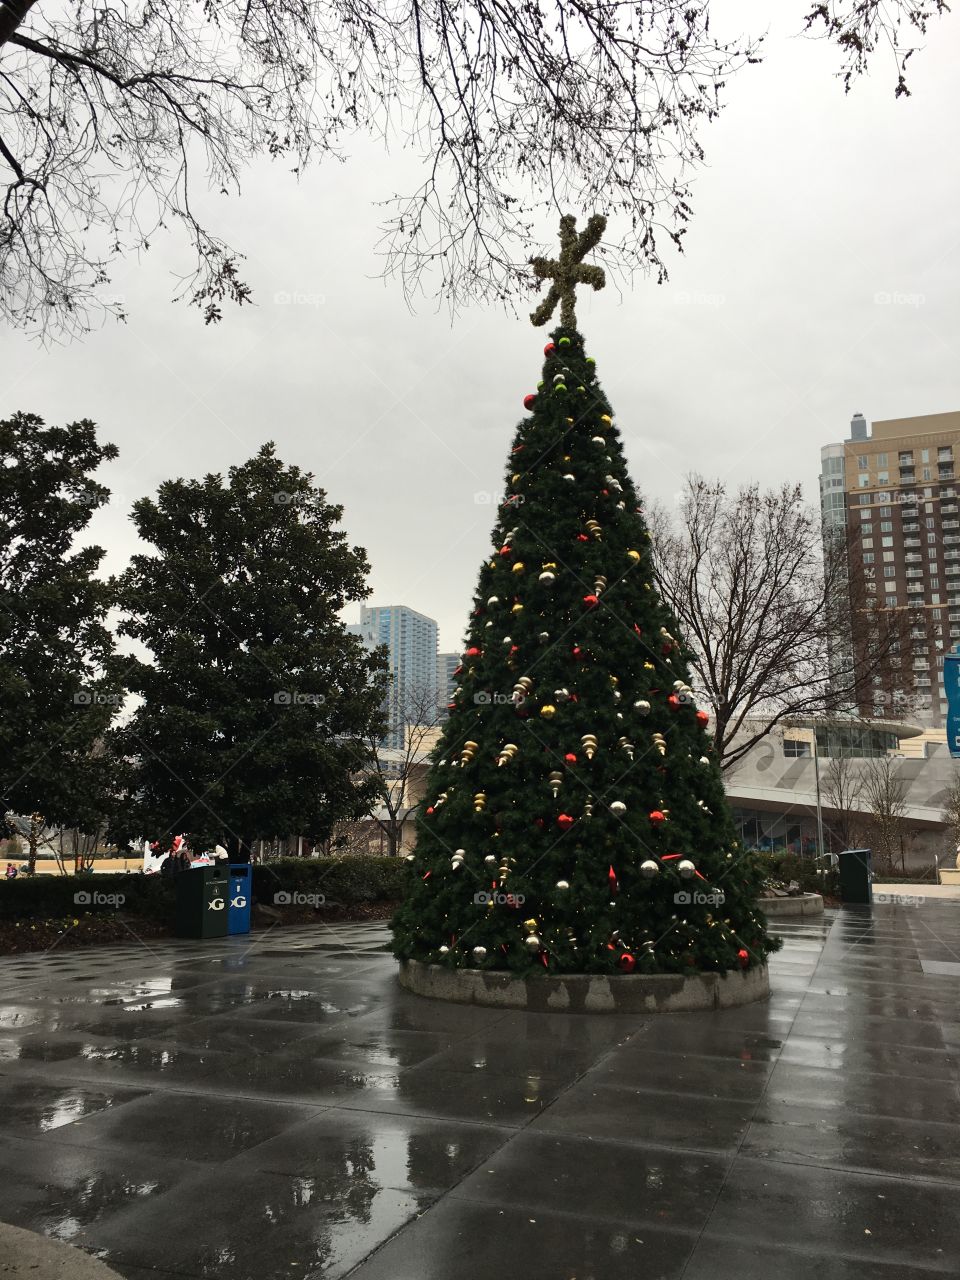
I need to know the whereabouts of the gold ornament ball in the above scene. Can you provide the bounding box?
[512,561,525,574]
[525,934,542,953]
[626,549,641,563]
[540,704,557,718]
[512,602,524,614]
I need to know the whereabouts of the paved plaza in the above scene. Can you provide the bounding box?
[0,905,958,1278]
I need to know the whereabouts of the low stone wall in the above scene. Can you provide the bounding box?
[760,893,824,917]
[397,959,768,1014]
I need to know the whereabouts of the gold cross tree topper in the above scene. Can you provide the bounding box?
[529,213,607,330]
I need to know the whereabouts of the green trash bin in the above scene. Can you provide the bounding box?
[175,865,229,938]
[838,848,872,905]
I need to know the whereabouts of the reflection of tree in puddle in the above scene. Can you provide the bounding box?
[41,1173,164,1240]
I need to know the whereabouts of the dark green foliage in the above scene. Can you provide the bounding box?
[392,329,779,976]
[0,413,122,832]
[0,857,402,924]
[0,873,174,921]
[111,444,387,852]
[252,856,406,906]
[756,851,839,897]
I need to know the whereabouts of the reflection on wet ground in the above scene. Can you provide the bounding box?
[0,907,959,1278]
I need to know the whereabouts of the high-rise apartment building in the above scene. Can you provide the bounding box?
[820,410,960,727]
[347,605,439,748]
[437,652,461,720]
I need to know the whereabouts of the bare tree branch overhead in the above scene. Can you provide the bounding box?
[0,2,949,339]
[803,1,950,96]
[649,477,910,770]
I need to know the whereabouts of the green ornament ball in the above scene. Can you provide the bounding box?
[586,356,595,365]
[555,384,567,394]
[558,336,571,348]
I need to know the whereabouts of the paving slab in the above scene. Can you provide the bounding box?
[0,906,959,1278]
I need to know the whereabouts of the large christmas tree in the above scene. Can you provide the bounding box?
[392,216,778,978]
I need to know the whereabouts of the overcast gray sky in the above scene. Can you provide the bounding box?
[2,2,958,653]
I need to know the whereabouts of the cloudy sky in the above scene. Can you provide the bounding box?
[3,2,959,653]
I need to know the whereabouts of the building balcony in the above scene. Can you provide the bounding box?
[903,523,920,533]
[944,520,960,530]
[900,509,919,520]
[946,565,960,575]
[905,553,922,563]
[946,551,960,561]
[904,538,921,548]
[906,583,924,593]
[899,452,914,465]
[942,503,959,514]
[939,449,954,461]
[905,569,924,579]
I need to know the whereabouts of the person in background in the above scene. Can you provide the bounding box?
[4,862,17,879]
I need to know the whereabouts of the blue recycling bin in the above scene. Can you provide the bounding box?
[227,863,252,935]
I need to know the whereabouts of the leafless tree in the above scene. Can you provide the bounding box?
[0,3,948,340]
[364,682,444,857]
[861,754,909,874]
[649,477,908,770]
[939,769,960,864]
[804,1,949,96]
[820,751,866,851]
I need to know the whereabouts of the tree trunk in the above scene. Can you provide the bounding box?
[27,811,41,874]
[0,0,39,49]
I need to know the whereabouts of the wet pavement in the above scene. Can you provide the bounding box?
[0,905,958,1279]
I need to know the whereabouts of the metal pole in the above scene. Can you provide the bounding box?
[813,726,826,861]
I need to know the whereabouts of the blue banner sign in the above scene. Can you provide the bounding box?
[944,652,960,757]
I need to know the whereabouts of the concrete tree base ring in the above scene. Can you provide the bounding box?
[760,893,824,918]
[398,959,768,1013]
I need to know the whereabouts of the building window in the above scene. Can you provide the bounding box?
[857,454,868,468]
[877,453,888,466]
[883,565,896,578]
[877,471,889,483]
[930,547,939,559]
[932,593,942,604]
[883,551,895,561]
[880,521,893,532]
[783,738,812,758]
[880,506,892,517]
[861,523,873,535]
[927,518,936,528]
[878,492,892,502]
[933,608,942,619]
[922,449,930,463]
[886,595,898,607]
[858,474,869,488]
[923,468,932,481]
[882,537,893,547]
[862,538,874,549]
[863,552,875,564]
[859,494,870,505]
[929,533,938,543]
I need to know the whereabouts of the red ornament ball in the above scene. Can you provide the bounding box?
[557,813,575,831]
[523,393,537,410]
[649,810,666,825]
[543,341,556,356]
[737,948,750,968]
[582,593,599,609]
[576,533,589,542]
[465,646,482,658]
[696,710,710,727]
[571,645,584,659]
[667,694,680,710]
[618,952,636,973]
[564,752,577,764]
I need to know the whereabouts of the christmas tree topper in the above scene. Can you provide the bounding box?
[530,214,606,329]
